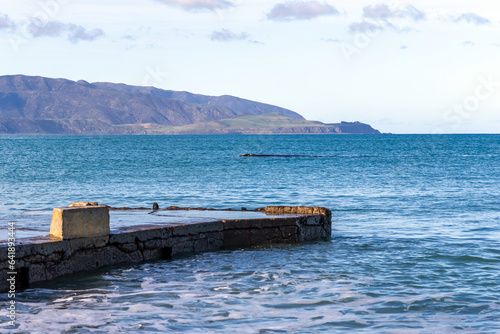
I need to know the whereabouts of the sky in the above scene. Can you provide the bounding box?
[1,0,499,134]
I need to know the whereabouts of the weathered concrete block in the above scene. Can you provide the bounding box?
[206,231,224,250]
[304,215,322,225]
[223,229,250,247]
[46,252,63,262]
[173,221,223,236]
[0,244,32,263]
[68,236,109,254]
[69,202,99,207]
[17,244,38,259]
[280,225,298,240]
[142,249,162,261]
[115,226,172,243]
[0,246,7,262]
[31,241,69,259]
[248,228,274,245]
[193,238,210,253]
[109,231,137,244]
[144,239,162,250]
[170,236,195,255]
[45,259,75,281]
[67,249,101,272]
[223,218,296,230]
[50,206,110,239]
[98,246,143,267]
[126,249,144,263]
[29,263,47,284]
[25,254,46,263]
[297,225,323,241]
[264,206,332,221]
[117,243,138,253]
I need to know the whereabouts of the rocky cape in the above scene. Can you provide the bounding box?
[0,75,381,135]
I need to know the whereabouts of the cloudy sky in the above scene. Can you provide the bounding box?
[1,0,499,133]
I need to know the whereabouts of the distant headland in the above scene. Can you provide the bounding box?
[0,75,381,135]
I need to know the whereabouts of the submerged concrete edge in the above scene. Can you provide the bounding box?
[0,206,331,291]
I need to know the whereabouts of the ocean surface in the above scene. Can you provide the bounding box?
[0,134,499,333]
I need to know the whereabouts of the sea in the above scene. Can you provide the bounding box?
[0,134,499,333]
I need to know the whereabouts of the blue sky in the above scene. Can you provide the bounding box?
[1,0,499,133]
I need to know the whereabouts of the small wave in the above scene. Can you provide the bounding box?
[262,300,335,309]
[430,254,499,263]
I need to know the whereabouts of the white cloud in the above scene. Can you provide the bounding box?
[323,38,342,43]
[451,13,490,25]
[349,3,425,34]
[362,3,426,21]
[67,25,104,43]
[349,20,383,33]
[462,41,475,47]
[0,13,15,30]
[157,0,234,11]
[362,3,392,20]
[28,19,66,37]
[248,39,265,45]
[27,18,104,43]
[211,28,248,42]
[403,5,426,21]
[267,1,339,21]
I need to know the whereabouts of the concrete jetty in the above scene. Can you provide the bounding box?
[0,204,331,292]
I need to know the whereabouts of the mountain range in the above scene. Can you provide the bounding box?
[0,75,380,135]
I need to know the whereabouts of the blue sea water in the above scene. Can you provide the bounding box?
[0,134,499,333]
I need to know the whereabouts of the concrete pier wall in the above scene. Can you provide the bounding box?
[0,206,331,291]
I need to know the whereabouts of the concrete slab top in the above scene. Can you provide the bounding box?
[0,209,306,244]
